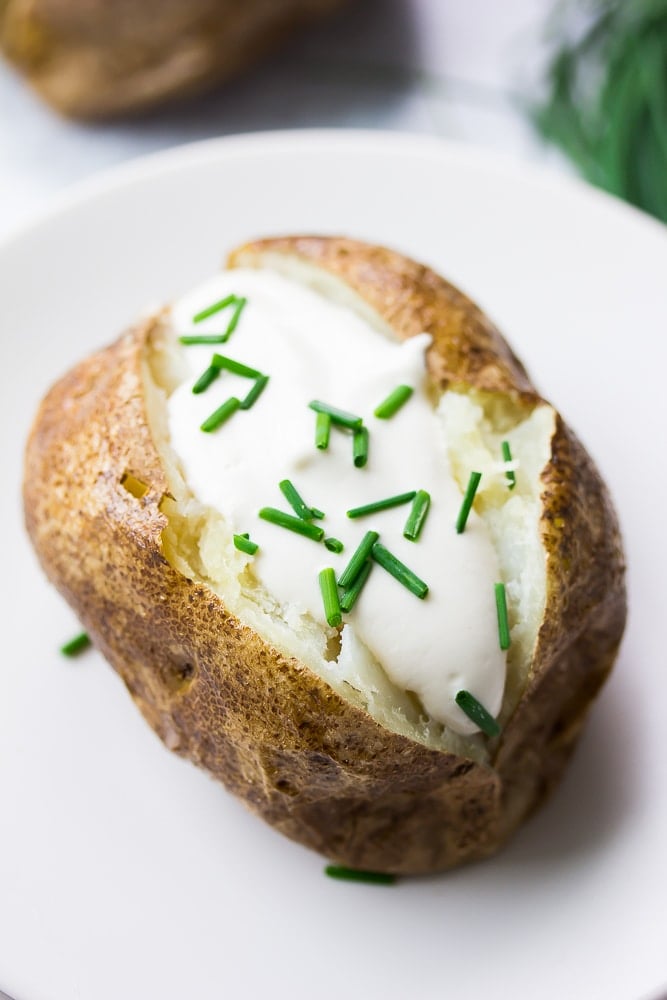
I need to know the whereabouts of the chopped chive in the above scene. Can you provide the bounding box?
[279,479,321,521]
[259,507,325,541]
[455,690,501,739]
[338,531,379,588]
[319,568,342,627]
[180,333,230,346]
[347,491,416,519]
[240,374,269,410]
[60,632,91,657]
[223,296,247,341]
[309,400,363,429]
[403,489,431,541]
[324,537,344,553]
[455,471,482,533]
[310,507,325,520]
[192,363,220,394]
[211,353,261,380]
[315,411,331,450]
[192,293,237,324]
[340,559,372,613]
[495,582,511,650]
[325,865,396,885]
[233,534,258,555]
[371,542,428,599]
[200,396,240,432]
[353,426,369,468]
[501,441,516,490]
[374,384,414,419]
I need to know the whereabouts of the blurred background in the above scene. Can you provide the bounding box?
[0,0,665,238]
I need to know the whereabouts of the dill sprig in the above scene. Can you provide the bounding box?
[533,0,667,222]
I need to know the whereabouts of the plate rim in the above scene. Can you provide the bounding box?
[1,128,665,255]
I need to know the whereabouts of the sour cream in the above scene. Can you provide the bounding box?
[166,268,506,736]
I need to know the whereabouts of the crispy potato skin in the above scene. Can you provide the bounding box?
[23,237,626,874]
[0,0,350,119]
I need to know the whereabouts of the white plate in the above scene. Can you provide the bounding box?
[1,131,666,1000]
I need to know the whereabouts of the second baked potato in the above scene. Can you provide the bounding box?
[0,0,352,118]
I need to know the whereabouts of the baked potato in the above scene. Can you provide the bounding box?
[0,0,351,119]
[23,236,626,875]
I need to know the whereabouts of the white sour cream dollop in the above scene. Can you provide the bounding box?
[167,269,506,735]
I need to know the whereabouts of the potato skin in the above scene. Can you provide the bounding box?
[23,237,626,874]
[0,0,350,119]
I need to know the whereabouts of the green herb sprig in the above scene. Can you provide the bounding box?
[180,295,247,344]
[325,865,396,885]
[455,472,482,533]
[347,491,416,519]
[340,559,373,613]
[319,568,342,627]
[60,632,91,657]
[533,0,667,222]
[315,411,331,450]
[259,507,325,542]
[403,489,431,541]
[374,384,414,419]
[200,396,240,432]
[372,542,429,599]
[501,441,516,490]
[455,690,501,739]
[495,582,511,650]
[338,531,379,589]
[279,479,324,521]
[233,533,259,555]
[309,400,363,429]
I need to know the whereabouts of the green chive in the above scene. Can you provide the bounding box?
[192,293,237,324]
[501,441,516,490]
[279,479,321,521]
[223,296,247,340]
[192,363,220,394]
[211,353,261,380]
[347,491,416,519]
[310,507,325,520]
[371,542,428,599]
[340,559,372,613]
[338,531,379,588]
[495,582,511,650]
[309,400,363,429]
[353,426,369,468]
[259,507,325,541]
[455,690,501,739]
[403,489,431,541]
[315,411,331,450]
[455,471,482,533]
[239,374,269,410]
[60,632,91,657]
[200,396,240,432]
[324,537,344,553]
[233,534,258,555]
[179,333,231,346]
[319,568,342,627]
[374,384,413,419]
[325,865,396,885]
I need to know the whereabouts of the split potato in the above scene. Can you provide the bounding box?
[23,236,626,874]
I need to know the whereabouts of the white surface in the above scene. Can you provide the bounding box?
[1,130,666,1000]
[0,0,559,238]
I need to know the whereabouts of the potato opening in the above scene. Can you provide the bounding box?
[142,259,555,762]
